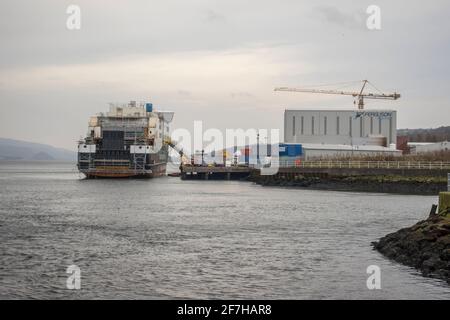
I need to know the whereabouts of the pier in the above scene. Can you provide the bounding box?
[180,165,251,180]
[180,160,450,180]
[179,160,450,194]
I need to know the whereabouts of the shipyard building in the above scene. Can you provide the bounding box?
[284,109,400,160]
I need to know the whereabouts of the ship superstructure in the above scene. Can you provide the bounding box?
[77,101,174,178]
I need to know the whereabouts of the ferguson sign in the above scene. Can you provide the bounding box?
[355,111,393,119]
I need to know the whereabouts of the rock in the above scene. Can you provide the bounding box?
[440,249,450,261]
[373,215,450,284]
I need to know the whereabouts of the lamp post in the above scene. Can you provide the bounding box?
[257,131,260,166]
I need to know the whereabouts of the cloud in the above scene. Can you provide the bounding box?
[177,90,192,97]
[0,46,312,94]
[230,92,255,99]
[314,5,364,29]
[204,9,226,23]
[1,0,450,149]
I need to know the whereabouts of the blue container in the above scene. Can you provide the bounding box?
[289,144,302,156]
[145,103,153,112]
[278,143,302,157]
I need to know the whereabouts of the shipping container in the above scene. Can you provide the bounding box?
[278,143,302,157]
[241,147,251,156]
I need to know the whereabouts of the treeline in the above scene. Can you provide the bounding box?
[398,126,450,142]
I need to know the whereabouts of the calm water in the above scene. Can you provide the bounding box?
[0,161,449,299]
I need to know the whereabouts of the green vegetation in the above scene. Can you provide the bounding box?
[317,150,450,162]
[339,175,447,184]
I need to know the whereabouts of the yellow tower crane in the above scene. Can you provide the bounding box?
[274,80,400,110]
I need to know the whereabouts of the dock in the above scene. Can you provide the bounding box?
[180,160,450,180]
[180,165,251,180]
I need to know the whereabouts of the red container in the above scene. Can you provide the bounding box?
[241,148,251,156]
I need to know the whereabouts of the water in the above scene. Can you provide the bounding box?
[0,161,449,299]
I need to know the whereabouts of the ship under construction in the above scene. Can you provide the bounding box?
[77,101,174,178]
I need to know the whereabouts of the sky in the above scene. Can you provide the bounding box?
[0,0,449,150]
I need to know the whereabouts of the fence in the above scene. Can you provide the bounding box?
[448,173,450,191]
[277,160,450,170]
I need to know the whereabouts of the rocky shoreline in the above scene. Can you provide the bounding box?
[249,174,447,195]
[372,214,450,284]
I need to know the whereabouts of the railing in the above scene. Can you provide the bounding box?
[277,160,450,170]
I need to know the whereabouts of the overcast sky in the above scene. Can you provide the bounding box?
[1,0,449,150]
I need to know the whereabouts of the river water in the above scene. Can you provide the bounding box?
[0,161,449,299]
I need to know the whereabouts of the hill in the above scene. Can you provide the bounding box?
[0,138,76,161]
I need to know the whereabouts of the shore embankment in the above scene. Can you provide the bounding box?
[372,192,450,284]
[373,215,450,283]
[248,172,447,195]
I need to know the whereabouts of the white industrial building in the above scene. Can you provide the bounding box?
[299,143,400,160]
[409,141,450,154]
[284,109,400,159]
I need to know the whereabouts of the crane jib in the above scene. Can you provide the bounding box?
[274,80,400,109]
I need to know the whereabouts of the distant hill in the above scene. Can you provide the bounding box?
[398,126,450,142]
[0,138,76,161]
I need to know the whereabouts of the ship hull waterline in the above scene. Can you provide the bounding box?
[79,163,167,179]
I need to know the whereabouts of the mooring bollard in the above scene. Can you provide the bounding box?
[437,173,450,215]
[429,204,438,217]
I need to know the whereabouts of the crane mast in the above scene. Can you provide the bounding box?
[274,80,400,110]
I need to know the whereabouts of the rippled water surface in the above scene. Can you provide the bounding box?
[0,161,449,299]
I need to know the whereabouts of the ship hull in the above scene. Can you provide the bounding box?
[80,163,167,179]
